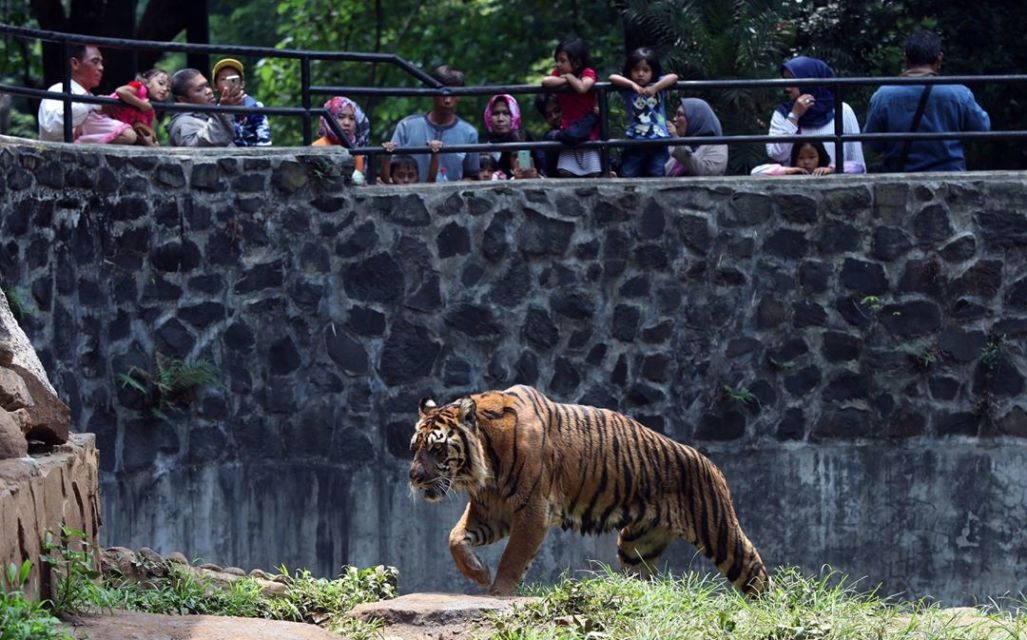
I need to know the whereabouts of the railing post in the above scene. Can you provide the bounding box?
[834,86,845,172]
[61,39,73,143]
[301,56,312,145]
[599,85,610,178]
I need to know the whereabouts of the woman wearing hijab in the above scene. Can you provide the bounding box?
[766,56,865,173]
[483,94,540,178]
[313,96,371,178]
[665,98,728,176]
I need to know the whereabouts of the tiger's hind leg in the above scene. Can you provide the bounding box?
[617,524,674,578]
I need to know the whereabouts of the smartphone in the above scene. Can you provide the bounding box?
[224,75,242,91]
[517,149,532,168]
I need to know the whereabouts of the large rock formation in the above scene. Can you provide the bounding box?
[0,289,70,452]
[0,289,95,600]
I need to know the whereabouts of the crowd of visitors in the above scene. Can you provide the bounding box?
[35,29,991,183]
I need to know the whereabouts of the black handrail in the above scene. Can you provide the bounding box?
[4,24,1026,180]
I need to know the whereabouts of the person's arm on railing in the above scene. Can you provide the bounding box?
[608,73,638,93]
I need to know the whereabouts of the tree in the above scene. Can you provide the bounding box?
[28,0,209,92]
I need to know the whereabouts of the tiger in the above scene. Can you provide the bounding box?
[408,384,769,597]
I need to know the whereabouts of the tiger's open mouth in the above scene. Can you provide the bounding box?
[411,476,450,502]
[421,486,444,501]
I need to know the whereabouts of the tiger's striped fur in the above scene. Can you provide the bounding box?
[408,384,769,597]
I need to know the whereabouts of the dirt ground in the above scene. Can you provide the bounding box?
[61,593,535,640]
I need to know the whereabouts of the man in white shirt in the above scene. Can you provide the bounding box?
[37,44,104,142]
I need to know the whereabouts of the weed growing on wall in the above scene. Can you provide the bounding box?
[117,353,220,419]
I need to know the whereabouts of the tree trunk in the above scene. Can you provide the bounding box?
[33,0,204,91]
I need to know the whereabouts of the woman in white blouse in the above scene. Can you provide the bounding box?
[767,56,865,174]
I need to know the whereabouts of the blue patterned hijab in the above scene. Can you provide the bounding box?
[775,56,837,129]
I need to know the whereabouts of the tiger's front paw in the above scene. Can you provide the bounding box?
[461,555,492,588]
[452,546,491,587]
[487,580,518,597]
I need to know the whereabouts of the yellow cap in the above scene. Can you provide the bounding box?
[211,58,244,80]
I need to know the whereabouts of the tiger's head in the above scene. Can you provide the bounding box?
[409,395,488,501]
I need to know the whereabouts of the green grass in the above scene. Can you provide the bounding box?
[484,566,1027,640]
[95,563,396,639]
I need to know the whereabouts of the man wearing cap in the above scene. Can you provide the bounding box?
[211,58,271,146]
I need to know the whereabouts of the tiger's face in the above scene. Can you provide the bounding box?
[409,397,478,501]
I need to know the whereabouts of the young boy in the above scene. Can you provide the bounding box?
[382,65,478,182]
[211,58,271,146]
[382,153,439,185]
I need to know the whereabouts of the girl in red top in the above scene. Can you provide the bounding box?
[77,68,170,146]
[541,37,601,177]
[108,68,170,145]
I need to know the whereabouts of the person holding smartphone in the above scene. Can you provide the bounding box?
[211,58,272,147]
[483,94,540,179]
[167,68,242,147]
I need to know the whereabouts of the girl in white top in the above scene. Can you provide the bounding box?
[767,56,865,174]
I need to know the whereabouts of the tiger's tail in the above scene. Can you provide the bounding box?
[686,454,770,598]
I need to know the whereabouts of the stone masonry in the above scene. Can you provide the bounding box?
[1,135,1025,603]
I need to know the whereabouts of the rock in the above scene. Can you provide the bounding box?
[101,546,142,581]
[0,409,27,458]
[0,291,70,445]
[0,366,32,410]
[166,551,190,565]
[349,592,536,627]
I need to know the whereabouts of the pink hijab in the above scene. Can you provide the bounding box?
[318,96,369,147]
[483,94,522,136]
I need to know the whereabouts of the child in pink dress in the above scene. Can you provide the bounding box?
[76,68,170,146]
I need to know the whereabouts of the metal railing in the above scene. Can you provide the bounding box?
[3,24,1026,181]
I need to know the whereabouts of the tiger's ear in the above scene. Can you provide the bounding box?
[459,397,477,427]
[419,397,437,418]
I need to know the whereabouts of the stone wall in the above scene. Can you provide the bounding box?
[2,135,1026,604]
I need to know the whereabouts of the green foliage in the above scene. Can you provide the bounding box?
[859,295,883,313]
[899,341,939,372]
[1,286,35,323]
[490,565,1027,640]
[721,384,760,407]
[99,562,396,638]
[249,0,624,146]
[1,560,74,640]
[979,336,1008,370]
[40,525,102,616]
[621,0,801,172]
[117,352,220,418]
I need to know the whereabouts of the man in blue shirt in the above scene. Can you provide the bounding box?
[383,65,479,182]
[864,30,990,172]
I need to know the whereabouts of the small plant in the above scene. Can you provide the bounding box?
[721,384,760,407]
[40,525,102,615]
[118,352,220,418]
[1,560,75,640]
[979,336,1008,370]
[1,286,35,323]
[859,295,882,313]
[899,342,939,372]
